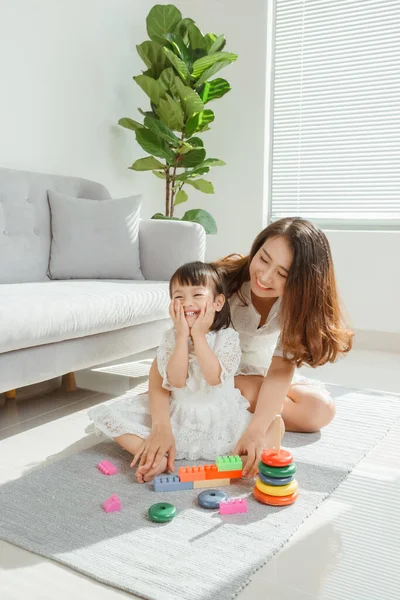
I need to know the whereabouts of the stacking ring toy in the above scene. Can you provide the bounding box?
[258,461,297,479]
[258,471,295,486]
[148,502,176,523]
[261,448,293,467]
[253,485,298,506]
[256,477,298,497]
[198,489,227,509]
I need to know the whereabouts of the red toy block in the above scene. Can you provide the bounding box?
[102,494,121,513]
[178,466,209,482]
[205,465,243,480]
[97,460,117,475]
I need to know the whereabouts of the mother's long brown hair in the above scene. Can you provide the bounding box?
[213,217,353,367]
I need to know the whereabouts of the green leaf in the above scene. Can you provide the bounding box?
[192,52,238,79]
[165,33,192,66]
[201,78,231,103]
[134,75,162,104]
[118,118,143,132]
[176,167,210,181]
[135,128,175,162]
[146,5,182,45]
[195,60,233,88]
[152,212,180,221]
[130,157,165,171]
[157,94,185,131]
[185,109,215,137]
[175,17,195,42]
[144,116,180,146]
[152,171,167,179]
[136,41,169,77]
[187,137,204,148]
[163,47,190,83]
[182,209,217,234]
[158,68,176,94]
[138,108,157,119]
[187,22,207,50]
[181,148,206,168]
[174,189,188,206]
[208,34,226,54]
[198,158,226,168]
[184,179,215,194]
[174,77,204,120]
[204,33,217,51]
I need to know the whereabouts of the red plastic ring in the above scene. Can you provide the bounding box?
[261,448,293,467]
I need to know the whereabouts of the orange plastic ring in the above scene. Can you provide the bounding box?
[255,477,298,497]
[253,485,298,506]
[261,448,293,467]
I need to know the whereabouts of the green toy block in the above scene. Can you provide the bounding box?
[216,455,243,472]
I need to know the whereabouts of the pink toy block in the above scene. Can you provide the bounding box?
[97,460,117,475]
[102,494,121,513]
[219,498,248,515]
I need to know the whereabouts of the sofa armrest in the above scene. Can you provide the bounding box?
[139,219,206,281]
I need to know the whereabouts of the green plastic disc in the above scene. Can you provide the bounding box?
[148,502,176,523]
[258,461,297,479]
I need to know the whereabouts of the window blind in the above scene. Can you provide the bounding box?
[270,0,400,227]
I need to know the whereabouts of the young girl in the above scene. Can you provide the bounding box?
[140,217,353,481]
[88,261,256,482]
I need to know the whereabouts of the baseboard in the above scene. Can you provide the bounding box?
[353,329,400,353]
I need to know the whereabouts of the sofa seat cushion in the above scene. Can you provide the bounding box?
[0,280,170,354]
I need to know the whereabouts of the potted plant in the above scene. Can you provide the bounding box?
[119,4,238,234]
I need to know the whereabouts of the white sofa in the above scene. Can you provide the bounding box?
[0,168,206,394]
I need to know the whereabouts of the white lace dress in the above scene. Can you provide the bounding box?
[88,327,252,460]
[229,281,326,391]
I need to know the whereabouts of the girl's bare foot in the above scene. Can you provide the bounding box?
[136,455,168,483]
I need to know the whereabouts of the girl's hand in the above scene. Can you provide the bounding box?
[131,424,176,476]
[191,302,215,338]
[169,300,189,338]
[233,424,267,478]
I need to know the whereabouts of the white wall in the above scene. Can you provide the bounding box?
[0,0,162,217]
[1,1,398,335]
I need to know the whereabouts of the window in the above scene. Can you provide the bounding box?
[269,0,400,229]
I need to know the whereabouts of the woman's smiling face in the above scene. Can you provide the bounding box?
[249,235,293,298]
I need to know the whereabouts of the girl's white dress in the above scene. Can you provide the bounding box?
[229,281,326,390]
[88,327,252,460]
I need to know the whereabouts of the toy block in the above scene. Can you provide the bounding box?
[219,498,248,515]
[205,465,242,480]
[193,478,231,489]
[97,460,118,475]
[178,466,209,482]
[153,475,194,492]
[216,455,243,472]
[103,494,121,513]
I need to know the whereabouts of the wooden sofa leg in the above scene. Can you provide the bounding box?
[4,389,17,400]
[62,373,76,393]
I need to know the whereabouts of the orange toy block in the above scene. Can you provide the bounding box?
[178,466,209,482]
[205,465,243,480]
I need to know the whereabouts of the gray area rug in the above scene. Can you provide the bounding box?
[0,385,399,600]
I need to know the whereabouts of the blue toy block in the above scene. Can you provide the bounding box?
[152,475,194,492]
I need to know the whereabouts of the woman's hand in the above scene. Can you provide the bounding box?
[233,424,267,478]
[191,302,216,338]
[131,424,176,476]
[169,300,189,339]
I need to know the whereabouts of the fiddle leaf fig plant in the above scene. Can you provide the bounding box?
[119,4,237,234]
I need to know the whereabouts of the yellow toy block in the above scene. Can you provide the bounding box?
[193,478,231,489]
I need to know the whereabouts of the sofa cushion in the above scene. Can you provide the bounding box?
[0,168,111,284]
[48,191,143,280]
[0,280,170,354]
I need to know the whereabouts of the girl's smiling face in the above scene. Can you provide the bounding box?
[170,283,223,328]
[249,235,293,298]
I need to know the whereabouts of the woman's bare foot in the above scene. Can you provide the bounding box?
[135,455,168,483]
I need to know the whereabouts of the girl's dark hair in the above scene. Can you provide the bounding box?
[213,217,353,367]
[169,261,231,332]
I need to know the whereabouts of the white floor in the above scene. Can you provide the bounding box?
[0,348,399,600]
